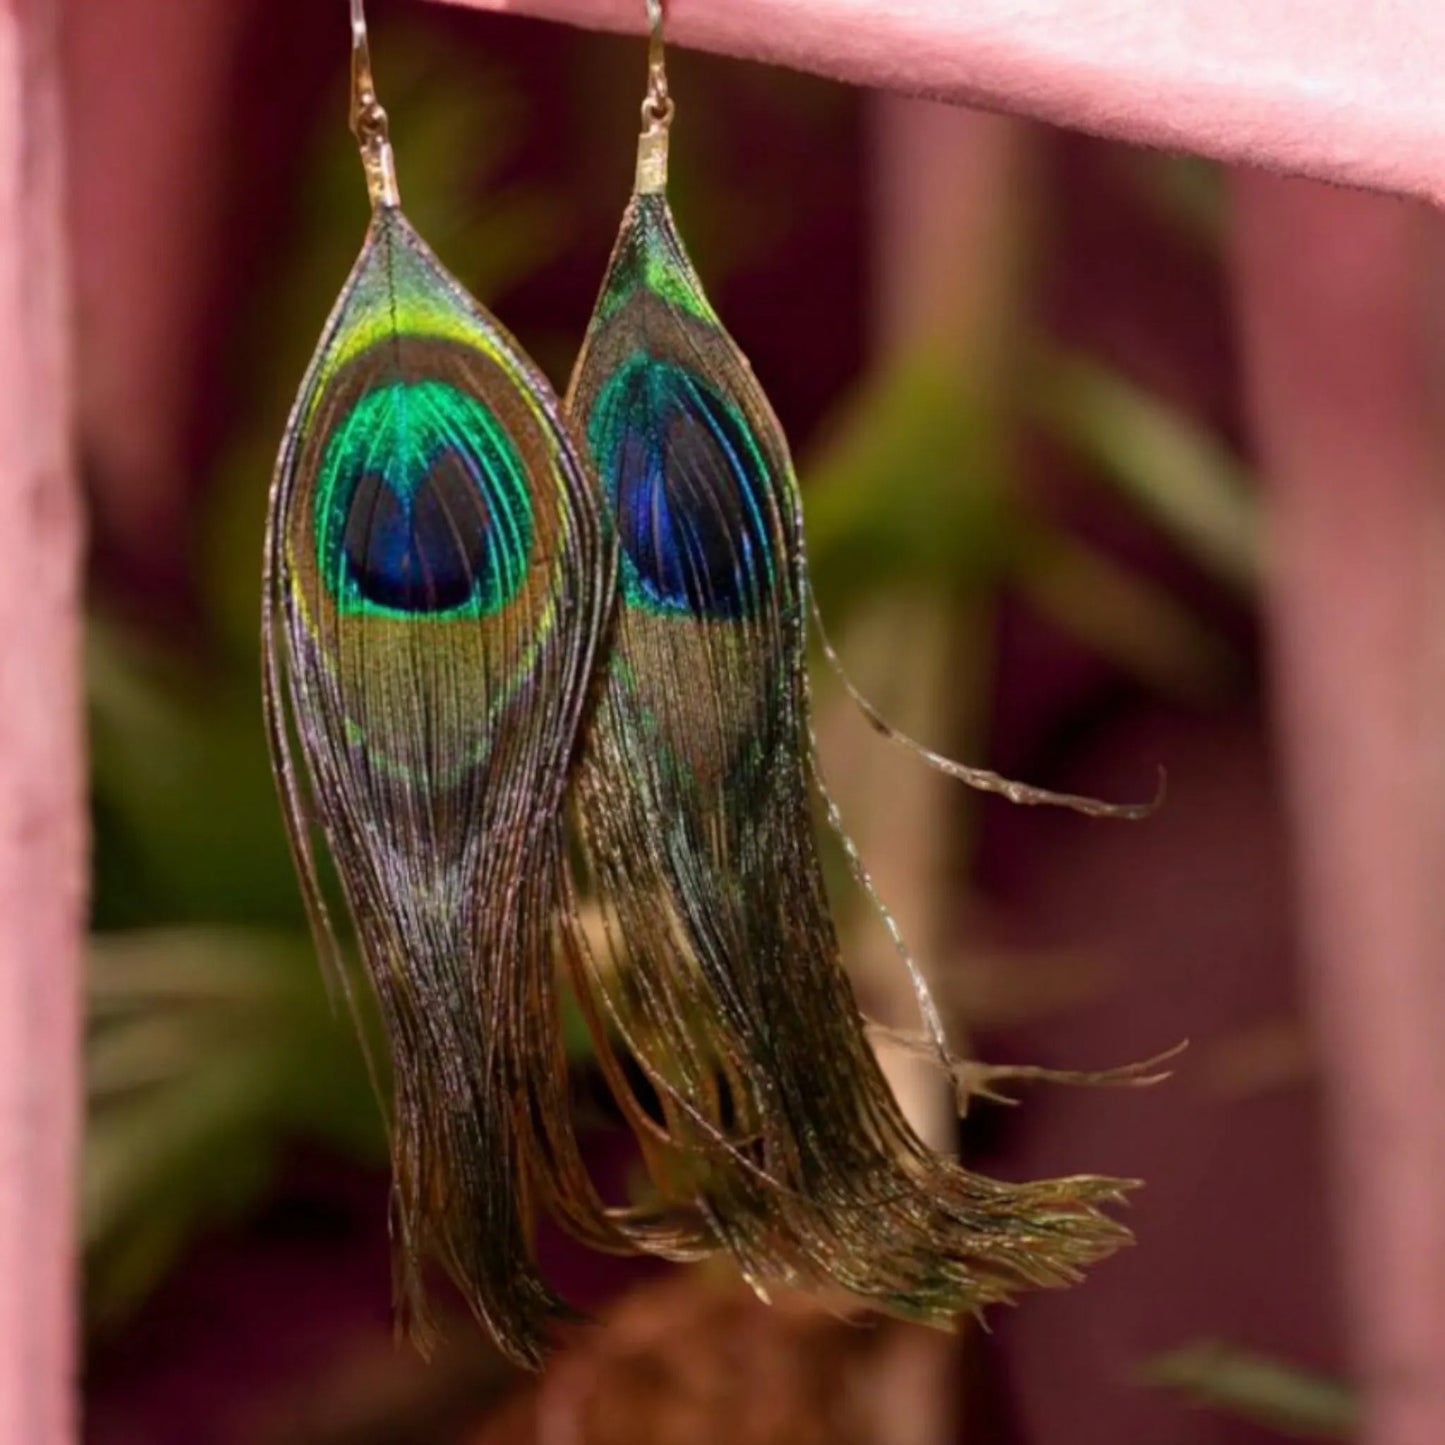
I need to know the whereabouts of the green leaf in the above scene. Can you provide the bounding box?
[1033,349,1259,592]
[86,927,386,1321]
[1142,1342,1357,1440]
[803,350,1012,617]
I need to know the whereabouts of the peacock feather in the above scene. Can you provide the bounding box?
[263,10,642,1368]
[563,85,1136,1327]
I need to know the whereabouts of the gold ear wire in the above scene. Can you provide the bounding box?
[349,0,400,207]
[636,0,673,194]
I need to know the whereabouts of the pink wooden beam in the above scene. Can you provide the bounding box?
[1232,175,1445,1445]
[0,2,83,1443]
[439,0,1445,207]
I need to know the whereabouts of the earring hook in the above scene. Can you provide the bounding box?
[637,0,673,193]
[350,0,400,208]
[642,0,673,129]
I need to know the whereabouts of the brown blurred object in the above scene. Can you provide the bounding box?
[475,1271,964,1445]
[255,1328,514,1445]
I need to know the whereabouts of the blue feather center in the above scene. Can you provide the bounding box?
[590,354,775,620]
[315,379,534,618]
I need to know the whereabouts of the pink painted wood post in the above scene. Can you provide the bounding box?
[1232,176,1445,1445]
[0,1,83,1443]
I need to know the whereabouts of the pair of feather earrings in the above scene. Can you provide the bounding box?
[264,0,1153,1369]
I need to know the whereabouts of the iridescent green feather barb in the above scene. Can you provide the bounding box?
[562,7,1138,1326]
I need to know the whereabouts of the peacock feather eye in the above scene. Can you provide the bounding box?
[590,348,776,619]
[563,117,1136,1327]
[315,378,534,618]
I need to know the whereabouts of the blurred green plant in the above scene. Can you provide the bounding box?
[1142,1342,1357,1440]
[1032,347,1258,592]
[806,343,1253,707]
[86,926,379,1322]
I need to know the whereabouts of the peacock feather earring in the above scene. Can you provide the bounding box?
[562,0,1142,1328]
[262,0,632,1367]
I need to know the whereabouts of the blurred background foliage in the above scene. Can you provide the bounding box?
[82,10,1345,1444]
